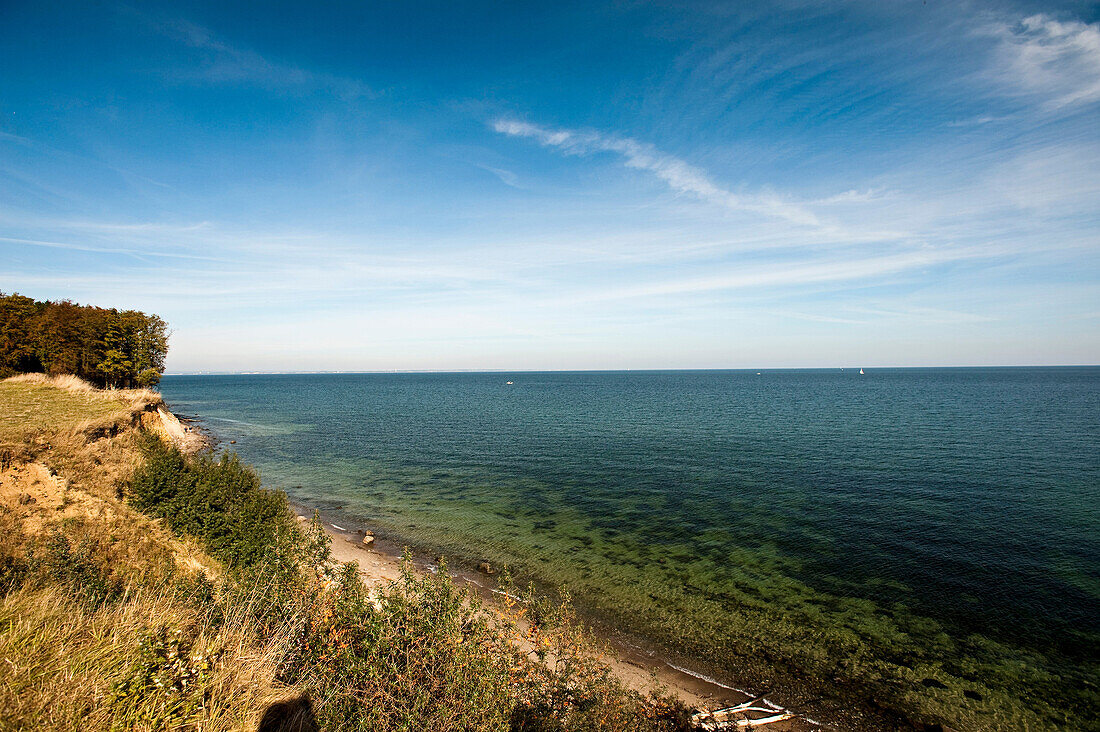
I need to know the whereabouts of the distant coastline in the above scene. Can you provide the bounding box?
[162,364,1100,376]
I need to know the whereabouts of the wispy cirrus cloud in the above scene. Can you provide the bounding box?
[846,305,996,325]
[0,235,226,262]
[14,218,213,235]
[945,114,1011,127]
[152,16,374,100]
[555,246,990,304]
[493,119,822,227]
[476,164,523,189]
[985,14,1100,110]
[809,189,890,206]
[0,130,32,145]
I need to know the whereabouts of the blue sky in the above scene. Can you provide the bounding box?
[1,1,1098,371]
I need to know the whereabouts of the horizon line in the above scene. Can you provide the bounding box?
[161,364,1100,376]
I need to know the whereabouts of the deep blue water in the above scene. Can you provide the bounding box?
[160,368,1100,726]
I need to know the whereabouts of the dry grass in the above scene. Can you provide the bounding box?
[0,375,168,499]
[0,586,289,732]
[0,380,286,731]
[4,374,160,404]
[4,373,97,391]
[0,376,298,732]
[0,375,162,445]
[39,429,147,502]
[0,390,216,577]
[0,420,148,505]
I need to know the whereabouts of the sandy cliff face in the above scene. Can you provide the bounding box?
[143,406,207,454]
[0,397,214,572]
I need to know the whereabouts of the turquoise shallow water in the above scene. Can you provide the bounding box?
[160,368,1100,728]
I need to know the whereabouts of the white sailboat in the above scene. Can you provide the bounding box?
[859,368,865,375]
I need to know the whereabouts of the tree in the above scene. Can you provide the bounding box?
[0,293,170,386]
[132,312,168,378]
[135,368,162,387]
[37,300,83,375]
[0,293,44,376]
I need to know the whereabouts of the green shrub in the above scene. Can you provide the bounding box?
[110,625,222,728]
[127,437,293,570]
[280,556,517,731]
[26,530,123,608]
[127,436,190,510]
[135,367,161,387]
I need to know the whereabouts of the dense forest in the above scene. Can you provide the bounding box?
[0,293,168,387]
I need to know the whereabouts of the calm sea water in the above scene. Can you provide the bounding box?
[160,368,1100,728]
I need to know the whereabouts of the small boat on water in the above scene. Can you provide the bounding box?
[505,381,513,385]
[859,368,865,375]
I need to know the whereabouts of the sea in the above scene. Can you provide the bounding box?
[159,368,1100,729]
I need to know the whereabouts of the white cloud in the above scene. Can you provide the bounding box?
[0,130,32,145]
[493,119,822,227]
[809,189,889,205]
[987,14,1100,110]
[846,305,995,324]
[945,114,1009,127]
[0,235,224,261]
[155,17,374,99]
[25,219,213,235]
[986,143,1100,212]
[555,247,987,304]
[477,164,523,189]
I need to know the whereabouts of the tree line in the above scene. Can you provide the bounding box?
[0,293,169,387]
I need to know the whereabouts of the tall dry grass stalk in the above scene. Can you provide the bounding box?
[3,373,162,407]
[0,585,291,732]
[51,374,97,392]
[4,373,95,391]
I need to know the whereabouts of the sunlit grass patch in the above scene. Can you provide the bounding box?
[0,375,161,442]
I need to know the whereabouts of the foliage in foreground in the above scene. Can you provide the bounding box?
[0,482,280,731]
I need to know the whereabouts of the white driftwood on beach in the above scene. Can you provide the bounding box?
[692,696,796,730]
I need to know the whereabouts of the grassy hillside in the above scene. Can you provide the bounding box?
[0,373,160,439]
[0,376,693,732]
[0,376,284,730]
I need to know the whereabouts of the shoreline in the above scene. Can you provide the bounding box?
[287,499,817,731]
